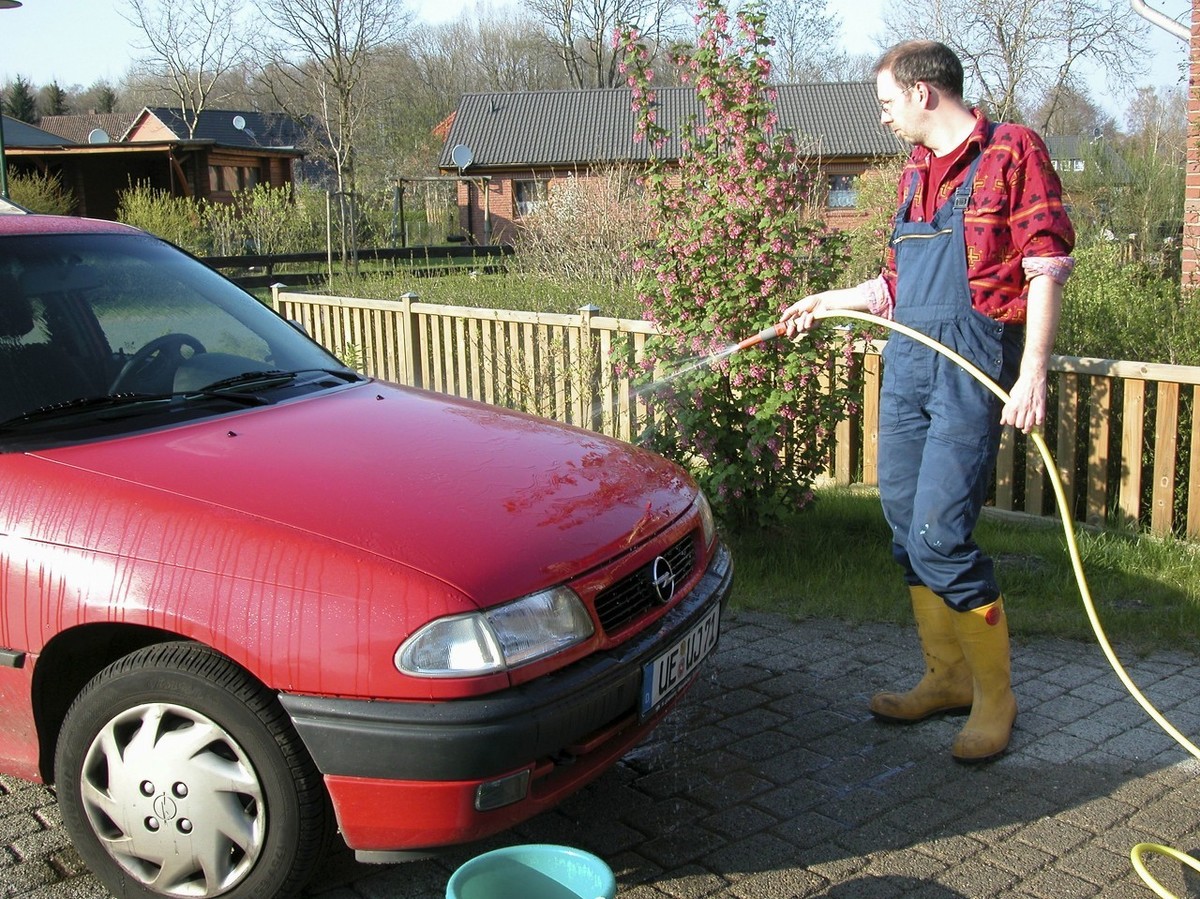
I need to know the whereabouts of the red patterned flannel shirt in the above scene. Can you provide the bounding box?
[881,111,1075,324]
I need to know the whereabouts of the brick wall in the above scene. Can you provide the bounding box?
[454,163,881,246]
[1185,0,1200,284]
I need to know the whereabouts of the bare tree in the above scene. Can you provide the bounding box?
[524,0,687,88]
[880,0,1149,123]
[1124,83,1187,158]
[122,0,248,137]
[470,7,568,91]
[347,11,566,192]
[407,9,567,98]
[256,0,412,199]
[1029,83,1115,137]
[825,53,877,83]
[763,0,846,83]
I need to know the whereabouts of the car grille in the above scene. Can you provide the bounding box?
[593,534,696,635]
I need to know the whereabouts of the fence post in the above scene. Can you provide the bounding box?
[576,305,601,430]
[834,354,859,484]
[400,291,422,388]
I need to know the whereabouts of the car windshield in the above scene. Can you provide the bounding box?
[0,230,356,446]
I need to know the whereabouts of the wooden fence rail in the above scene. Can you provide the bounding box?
[272,287,1200,541]
[204,245,512,289]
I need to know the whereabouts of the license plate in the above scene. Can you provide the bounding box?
[640,603,721,717]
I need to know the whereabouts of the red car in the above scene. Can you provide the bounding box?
[0,213,731,898]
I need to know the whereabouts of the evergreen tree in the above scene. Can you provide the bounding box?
[3,76,38,123]
[40,82,70,118]
[94,84,119,114]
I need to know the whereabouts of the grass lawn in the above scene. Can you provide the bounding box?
[726,487,1200,657]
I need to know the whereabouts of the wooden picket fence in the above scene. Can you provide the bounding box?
[272,287,1200,541]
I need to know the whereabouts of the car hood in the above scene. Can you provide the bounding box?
[33,382,696,603]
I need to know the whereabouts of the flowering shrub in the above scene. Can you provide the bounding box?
[618,0,861,527]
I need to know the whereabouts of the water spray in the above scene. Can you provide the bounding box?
[749,308,1200,899]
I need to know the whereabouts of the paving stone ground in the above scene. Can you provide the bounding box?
[4,610,1200,898]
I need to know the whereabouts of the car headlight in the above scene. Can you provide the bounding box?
[395,586,595,677]
[695,491,716,549]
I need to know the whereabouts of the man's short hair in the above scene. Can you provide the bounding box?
[874,40,964,99]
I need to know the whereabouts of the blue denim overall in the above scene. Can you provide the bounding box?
[878,144,1024,611]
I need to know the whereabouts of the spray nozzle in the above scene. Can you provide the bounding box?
[735,322,787,352]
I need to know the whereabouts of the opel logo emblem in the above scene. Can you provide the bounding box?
[650,556,676,604]
[153,793,178,822]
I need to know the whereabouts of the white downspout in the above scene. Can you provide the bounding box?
[1129,0,1190,42]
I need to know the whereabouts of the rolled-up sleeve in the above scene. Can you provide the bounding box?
[1022,256,1075,285]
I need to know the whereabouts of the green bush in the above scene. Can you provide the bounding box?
[1060,240,1200,365]
[202,184,320,257]
[7,170,76,215]
[840,156,905,286]
[115,183,207,253]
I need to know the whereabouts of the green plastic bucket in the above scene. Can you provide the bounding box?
[446,844,617,899]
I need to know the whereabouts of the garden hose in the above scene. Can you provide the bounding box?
[795,308,1200,898]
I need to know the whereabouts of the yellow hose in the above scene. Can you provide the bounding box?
[809,308,1200,897]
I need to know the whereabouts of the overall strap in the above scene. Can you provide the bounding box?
[894,169,921,230]
[934,122,997,226]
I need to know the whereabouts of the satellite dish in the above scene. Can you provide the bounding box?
[232,115,257,143]
[87,128,110,144]
[451,143,474,172]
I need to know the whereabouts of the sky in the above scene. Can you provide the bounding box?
[0,0,1191,124]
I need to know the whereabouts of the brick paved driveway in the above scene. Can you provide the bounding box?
[4,611,1200,898]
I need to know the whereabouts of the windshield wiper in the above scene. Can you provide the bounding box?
[0,387,271,432]
[0,393,172,430]
[198,370,300,393]
[198,368,365,393]
[0,370,362,434]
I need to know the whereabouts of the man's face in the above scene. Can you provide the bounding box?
[877,69,922,145]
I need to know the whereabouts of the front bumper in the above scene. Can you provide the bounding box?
[280,541,732,851]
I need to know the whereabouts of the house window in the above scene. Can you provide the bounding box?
[1051,159,1085,173]
[827,174,857,209]
[514,179,549,216]
[208,164,261,194]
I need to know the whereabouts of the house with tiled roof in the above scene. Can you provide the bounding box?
[36,113,138,146]
[437,84,906,245]
[6,108,312,220]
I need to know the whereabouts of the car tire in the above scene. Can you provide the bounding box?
[54,642,333,899]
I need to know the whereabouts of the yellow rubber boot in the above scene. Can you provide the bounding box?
[950,598,1018,763]
[870,586,973,722]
